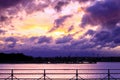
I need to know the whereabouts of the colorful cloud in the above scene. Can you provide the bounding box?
[0,0,120,57]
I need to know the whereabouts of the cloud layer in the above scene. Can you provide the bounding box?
[0,0,120,57]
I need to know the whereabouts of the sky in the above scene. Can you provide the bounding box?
[0,0,120,57]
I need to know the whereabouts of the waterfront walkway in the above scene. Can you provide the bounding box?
[0,69,120,80]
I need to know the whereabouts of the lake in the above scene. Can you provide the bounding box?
[0,62,120,69]
[0,62,120,79]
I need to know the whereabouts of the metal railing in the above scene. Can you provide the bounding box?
[0,69,120,80]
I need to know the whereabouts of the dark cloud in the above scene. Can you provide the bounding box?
[71,38,86,46]
[0,16,10,27]
[0,0,21,8]
[0,29,6,35]
[112,26,120,36]
[37,36,52,44]
[80,0,120,49]
[49,15,72,32]
[112,27,120,44]
[90,26,120,48]
[53,0,94,12]
[15,47,98,57]
[0,0,50,13]
[68,25,74,32]
[81,0,120,27]
[0,16,8,22]
[56,35,73,44]
[70,38,96,49]
[29,37,39,41]
[113,37,120,44]
[75,0,95,3]
[5,37,17,42]
[68,29,114,49]
[91,31,112,48]
[3,46,119,57]
[21,0,49,14]
[5,37,17,48]
[70,29,118,49]
[54,1,69,12]
[94,31,111,42]
[21,0,37,14]
[85,29,96,35]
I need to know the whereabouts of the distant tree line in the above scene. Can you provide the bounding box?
[0,53,33,63]
[0,53,120,63]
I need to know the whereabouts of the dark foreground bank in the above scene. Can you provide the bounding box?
[0,53,120,63]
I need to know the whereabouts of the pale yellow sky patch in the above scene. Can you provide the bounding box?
[10,11,54,37]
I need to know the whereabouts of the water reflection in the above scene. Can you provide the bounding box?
[0,62,120,79]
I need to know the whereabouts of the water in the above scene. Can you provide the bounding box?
[0,62,120,69]
[0,62,120,79]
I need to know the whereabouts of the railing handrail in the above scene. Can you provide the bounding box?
[0,69,120,70]
[0,69,120,80]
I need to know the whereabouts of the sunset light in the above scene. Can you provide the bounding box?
[0,0,120,57]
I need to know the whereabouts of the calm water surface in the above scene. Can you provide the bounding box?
[0,62,120,79]
[0,62,120,69]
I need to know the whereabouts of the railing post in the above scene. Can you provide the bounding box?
[44,69,46,80]
[11,69,14,80]
[108,69,110,80]
[76,69,78,80]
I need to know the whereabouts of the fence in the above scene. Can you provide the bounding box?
[0,69,120,80]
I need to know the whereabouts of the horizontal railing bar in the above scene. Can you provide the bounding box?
[0,73,43,75]
[0,69,120,70]
[0,69,120,79]
[0,78,119,79]
[0,73,120,75]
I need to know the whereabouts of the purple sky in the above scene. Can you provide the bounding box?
[0,0,120,57]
